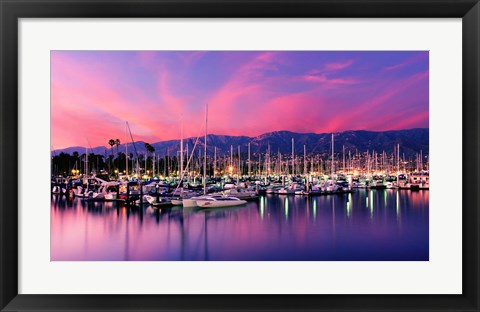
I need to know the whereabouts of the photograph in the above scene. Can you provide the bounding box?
[50,50,429,261]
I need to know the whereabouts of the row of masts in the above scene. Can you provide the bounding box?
[118,136,427,179]
[70,110,427,182]
[69,140,427,180]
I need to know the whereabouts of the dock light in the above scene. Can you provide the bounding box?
[71,169,76,175]
[228,166,233,174]
[114,169,118,174]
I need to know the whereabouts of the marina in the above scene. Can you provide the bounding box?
[51,123,430,261]
[50,50,430,261]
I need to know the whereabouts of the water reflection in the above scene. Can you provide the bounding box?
[51,190,429,261]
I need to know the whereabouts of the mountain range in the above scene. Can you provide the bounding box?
[52,128,429,158]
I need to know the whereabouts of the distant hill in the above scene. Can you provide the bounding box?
[52,128,429,158]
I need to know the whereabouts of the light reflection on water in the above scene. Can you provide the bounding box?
[51,190,429,261]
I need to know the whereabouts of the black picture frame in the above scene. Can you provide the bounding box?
[1,0,479,311]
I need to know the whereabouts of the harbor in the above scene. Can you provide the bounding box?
[52,125,429,208]
[51,130,429,261]
[50,50,430,261]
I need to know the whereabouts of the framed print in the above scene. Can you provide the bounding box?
[1,0,479,311]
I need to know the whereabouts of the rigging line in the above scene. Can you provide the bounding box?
[173,119,206,194]
[126,121,139,160]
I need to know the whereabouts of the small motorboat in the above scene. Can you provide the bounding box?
[182,194,224,208]
[196,196,247,208]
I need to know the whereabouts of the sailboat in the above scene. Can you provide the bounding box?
[183,103,246,208]
[180,104,210,208]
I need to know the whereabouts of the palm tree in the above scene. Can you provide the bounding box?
[144,143,155,155]
[108,139,115,156]
[114,139,121,170]
[108,139,115,172]
[115,139,121,155]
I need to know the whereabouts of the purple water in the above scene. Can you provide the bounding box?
[51,189,429,261]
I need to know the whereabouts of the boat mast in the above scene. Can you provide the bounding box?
[291,138,294,176]
[238,145,241,178]
[267,144,270,176]
[420,150,423,171]
[85,146,88,176]
[126,121,140,176]
[397,143,400,173]
[348,150,351,174]
[331,133,334,178]
[125,122,128,177]
[258,153,261,176]
[214,146,216,178]
[303,144,307,176]
[180,116,183,181]
[165,148,168,177]
[203,103,208,195]
[278,149,282,175]
[248,143,251,176]
[186,143,189,181]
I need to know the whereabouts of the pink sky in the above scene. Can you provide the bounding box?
[51,51,428,149]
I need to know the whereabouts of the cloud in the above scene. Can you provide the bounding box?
[303,74,358,85]
[384,52,428,71]
[324,60,354,71]
[323,70,429,131]
[51,51,429,148]
[179,51,207,66]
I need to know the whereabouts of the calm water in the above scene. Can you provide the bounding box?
[51,190,429,261]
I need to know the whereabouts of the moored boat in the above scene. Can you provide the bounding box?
[196,196,247,208]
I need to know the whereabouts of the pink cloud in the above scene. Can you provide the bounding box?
[384,53,428,71]
[324,60,354,71]
[387,111,429,130]
[51,51,429,149]
[205,52,281,134]
[323,70,429,132]
[303,74,358,85]
[51,53,180,148]
[178,51,207,66]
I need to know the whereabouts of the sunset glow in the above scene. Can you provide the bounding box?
[51,51,428,149]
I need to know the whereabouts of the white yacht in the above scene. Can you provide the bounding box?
[196,196,247,208]
[182,194,224,208]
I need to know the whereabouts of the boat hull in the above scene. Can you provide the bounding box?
[196,200,247,208]
[183,199,199,208]
[171,199,183,206]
